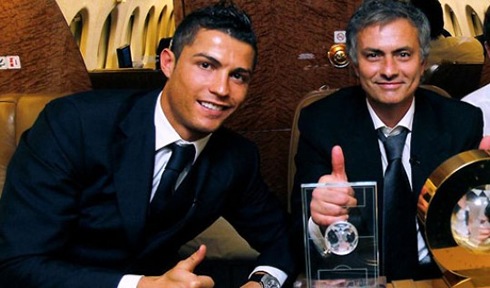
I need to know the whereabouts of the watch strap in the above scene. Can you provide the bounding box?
[249,273,280,288]
[249,273,265,286]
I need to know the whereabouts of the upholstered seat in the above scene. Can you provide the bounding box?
[287,88,339,211]
[0,93,67,195]
[423,63,483,99]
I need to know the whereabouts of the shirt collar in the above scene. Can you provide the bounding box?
[367,97,415,137]
[154,92,211,162]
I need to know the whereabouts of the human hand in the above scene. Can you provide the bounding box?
[310,146,357,227]
[240,281,262,288]
[137,245,214,288]
[479,136,490,150]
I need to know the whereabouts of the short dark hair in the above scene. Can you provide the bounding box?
[170,1,258,70]
[346,0,431,66]
[484,5,490,44]
[411,0,444,40]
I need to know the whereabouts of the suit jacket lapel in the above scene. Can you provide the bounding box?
[186,150,216,204]
[347,90,384,185]
[341,92,384,236]
[152,133,227,229]
[411,90,451,199]
[136,140,222,259]
[152,152,216,232]
[112,90,159,248]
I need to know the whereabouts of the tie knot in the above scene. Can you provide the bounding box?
[378,128,408,161]
[166,143,195,173]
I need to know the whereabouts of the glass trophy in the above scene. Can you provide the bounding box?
[301,182,382,288]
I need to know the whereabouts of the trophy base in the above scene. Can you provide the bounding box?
[442,270,490,288]
[387,278,467,288]
[293,275,490,288]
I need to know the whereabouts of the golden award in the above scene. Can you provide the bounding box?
[419,150,490,288]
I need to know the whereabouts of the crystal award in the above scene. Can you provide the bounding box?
[301,182,381,288]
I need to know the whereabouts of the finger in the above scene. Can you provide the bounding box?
[346,186,355,198]
[195,275,215,287]
[479,136,490,150]
[178,244,207,272]
[331,146,347,181]
[311,213,349,227]
[312,187,356,206]
[311,198,345,215]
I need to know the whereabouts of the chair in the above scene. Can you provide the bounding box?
[422,63,483,99]
[0,93,68,195]
[287,87,339,211]
[419,84,451,98]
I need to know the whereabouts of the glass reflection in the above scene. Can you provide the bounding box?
[451,185,490,252]
[325,221,359,256]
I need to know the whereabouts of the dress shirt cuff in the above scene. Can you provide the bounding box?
[117,275,143,288]
[308,217,328,256]
[250,266,287,286]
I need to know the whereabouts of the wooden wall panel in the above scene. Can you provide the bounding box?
[0,0,91,94]
[175,0,361,205]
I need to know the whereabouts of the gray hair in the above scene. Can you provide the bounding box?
[346,0,431,66]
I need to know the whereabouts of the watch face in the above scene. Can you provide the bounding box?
[264,280,280,288]
[262,275,280,288]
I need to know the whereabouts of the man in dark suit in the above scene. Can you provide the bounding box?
[291,0,485,284]
[0,2,294,288]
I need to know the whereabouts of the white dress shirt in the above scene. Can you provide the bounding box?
[462,83,490,136]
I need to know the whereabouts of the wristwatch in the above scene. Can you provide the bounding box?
[249,273,280,288]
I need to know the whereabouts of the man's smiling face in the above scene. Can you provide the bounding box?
[160,28,255,141]
[354,19,426,114]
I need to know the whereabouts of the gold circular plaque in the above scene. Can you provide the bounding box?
[419,150,490,287]
[327,44,349,69]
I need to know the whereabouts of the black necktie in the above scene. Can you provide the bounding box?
[378,128,418,281]
[149,143,195,220]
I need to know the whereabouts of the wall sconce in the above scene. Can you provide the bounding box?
[327,44,349,69]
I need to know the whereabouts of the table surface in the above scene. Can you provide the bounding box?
[293,278,451,288]
[388,278,449,288]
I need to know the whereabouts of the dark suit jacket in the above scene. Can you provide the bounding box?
[291,86,483,280]
[0,89,295,288]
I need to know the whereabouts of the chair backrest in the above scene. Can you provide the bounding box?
[423,63,483,99]
[0,93,66,195]
[287,88,338,211]
[419,84,451,98]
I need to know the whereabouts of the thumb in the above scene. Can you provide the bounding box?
[177,244,206,272]
[479,136,490,150]
[331,146,347,182]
